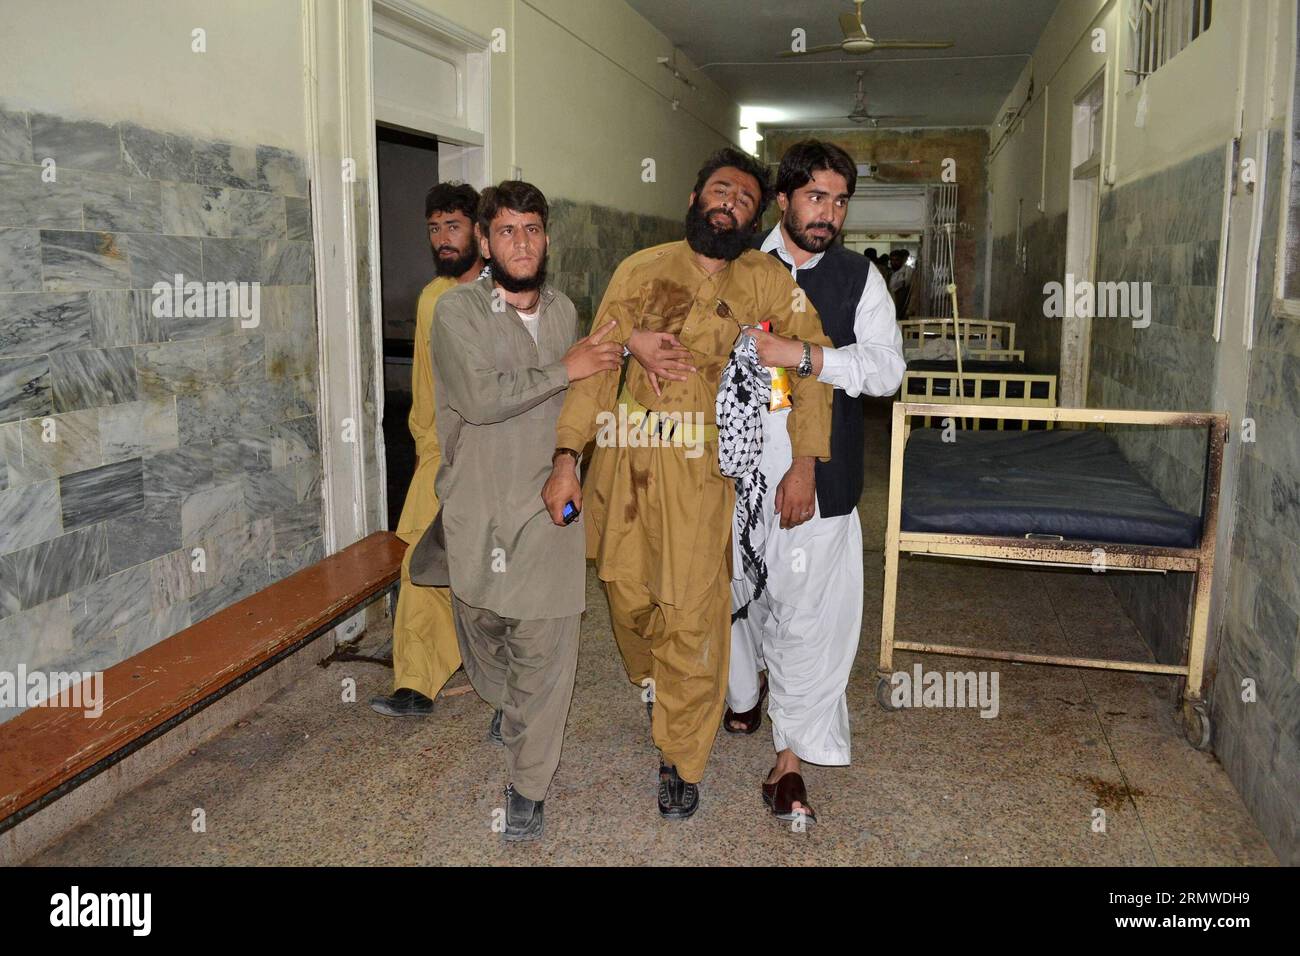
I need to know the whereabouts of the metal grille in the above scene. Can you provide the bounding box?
[1129,0,1213,85]
[921,183,958,317]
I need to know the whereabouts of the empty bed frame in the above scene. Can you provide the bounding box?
[900,317,1019,359]
[900,316,1057,429]
[878,401,1228,748]
[901,366,1057,428]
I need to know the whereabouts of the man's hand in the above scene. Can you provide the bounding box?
[773,456,816,529]
[542,455,582,526]
[562,319,622,382]
[744,327,804,368]
[746,327,823,375]
[626,328,695,396]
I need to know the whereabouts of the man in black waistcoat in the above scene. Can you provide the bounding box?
[724,140,905,824]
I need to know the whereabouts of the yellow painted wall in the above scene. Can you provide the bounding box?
[514,1,737,216]
[987,0,1282,237]
[987,0,1111,234]
[407,0,741,217]
[0,0,308,151]
[0,0,740,219]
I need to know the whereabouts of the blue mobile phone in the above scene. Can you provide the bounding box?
[562,501,579,525]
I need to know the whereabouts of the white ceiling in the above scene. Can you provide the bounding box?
[624,0,1059,129]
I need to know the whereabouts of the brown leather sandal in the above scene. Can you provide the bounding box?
[762,769,817,826]
[722,674,768,735]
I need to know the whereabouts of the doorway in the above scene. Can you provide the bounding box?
[368,0,491,533]
[842,183,928,318]
[1061,69,1106,407]
[375,125,439,531]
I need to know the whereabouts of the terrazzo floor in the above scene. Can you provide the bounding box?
[28,404,1277,866]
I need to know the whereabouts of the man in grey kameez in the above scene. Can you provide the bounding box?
[409,181,620,841]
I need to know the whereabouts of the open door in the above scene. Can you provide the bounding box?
[1060,69,1105,407]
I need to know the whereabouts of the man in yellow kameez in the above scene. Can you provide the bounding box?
[371,182,485,717]
[542,149,833,818]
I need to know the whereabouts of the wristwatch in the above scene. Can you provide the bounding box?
[552,447,580,466]
[796,341,813,378]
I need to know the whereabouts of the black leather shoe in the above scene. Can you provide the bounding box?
[503,784,544,841]
[369,687,433,717]
[657,764,699,820]
[488,709,503,745]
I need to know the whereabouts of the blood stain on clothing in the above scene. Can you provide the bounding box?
[641,279,693,334]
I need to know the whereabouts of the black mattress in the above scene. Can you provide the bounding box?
[901,429,1202,548]
[906,359,1029,374]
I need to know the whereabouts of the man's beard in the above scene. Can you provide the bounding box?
[432,243,480,279]
[490,251,548,293]
[684,198,754,261]
[784,209,839,253]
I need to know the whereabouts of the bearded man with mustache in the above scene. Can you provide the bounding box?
[542,148,834,821]
[411,181,623,841]
[723,140,906,826]
[371,182,486,721]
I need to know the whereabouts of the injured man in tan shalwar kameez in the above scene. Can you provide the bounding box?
[543,147,833,821]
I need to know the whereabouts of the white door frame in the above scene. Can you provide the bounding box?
[300,0,489,643]
[372,0,492,190]
[303,0,491,543]
[1061,66,1106,408]
[300,0,378,644]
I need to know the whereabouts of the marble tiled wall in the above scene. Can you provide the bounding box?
[1090,147,1223,513]
[987,213,1067,373]
[0,106,323,719]
[1214,131,1299,863]
[547,199,682,331]
[1085,147,1223,668]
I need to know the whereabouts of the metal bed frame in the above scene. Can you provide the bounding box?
[877,401,1229,749]
[900,317,1018,356]
[901,369,1058,429]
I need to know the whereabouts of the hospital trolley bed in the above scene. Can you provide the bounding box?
[877,401,1228,749]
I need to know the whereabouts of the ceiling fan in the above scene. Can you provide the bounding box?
[779,0,955,58]
[789,71,922,129]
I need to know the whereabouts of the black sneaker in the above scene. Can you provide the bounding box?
[503,784,544,842]
[657,764,699,820]
[488,708,503,745]
[369,687,433,717]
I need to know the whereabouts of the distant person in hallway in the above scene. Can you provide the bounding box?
[864,245,888,279]
[542,148,833,821]
[409,181,622,841]
[888,248,913,319]
[371,182,485,720]
[725,140,905,824]
[875,251,892,283]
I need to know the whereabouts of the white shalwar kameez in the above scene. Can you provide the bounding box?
[728,225,905,765]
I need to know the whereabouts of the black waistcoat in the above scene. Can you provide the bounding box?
[766,243,870,517]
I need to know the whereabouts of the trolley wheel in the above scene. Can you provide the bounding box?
[1180,699,1211,751]
[875,675,902,712]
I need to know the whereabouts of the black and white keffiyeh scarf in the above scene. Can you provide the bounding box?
[717,330,770,623]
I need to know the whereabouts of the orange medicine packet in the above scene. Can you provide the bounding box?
[757,321,792,411]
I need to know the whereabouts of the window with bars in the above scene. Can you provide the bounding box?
[1128,0,1213,85]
